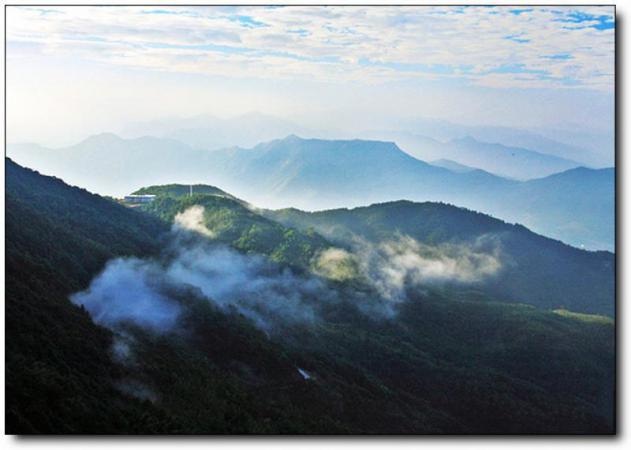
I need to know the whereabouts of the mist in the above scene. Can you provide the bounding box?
[70,258,182,332]
[71,211,338,335]
[72,206,504,339]
[174,205,216,238]
[314,234,503,302]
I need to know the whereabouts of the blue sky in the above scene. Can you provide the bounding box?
[6,5,615,146]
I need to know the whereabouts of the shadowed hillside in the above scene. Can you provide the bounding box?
[269,200,615,316]
[5,159,615,434]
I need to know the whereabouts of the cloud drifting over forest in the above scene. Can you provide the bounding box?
[72,203,505,338]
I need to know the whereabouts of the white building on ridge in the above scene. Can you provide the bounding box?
[124,194,156,204]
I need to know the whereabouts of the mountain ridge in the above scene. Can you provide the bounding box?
[7,133,614,250]
[372,132,585,180]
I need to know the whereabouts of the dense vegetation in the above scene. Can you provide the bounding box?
[133,183,235,199]
[5,160,615,434]
[5,158,172,432]
[138,188,330,269]
[269,200,615,316]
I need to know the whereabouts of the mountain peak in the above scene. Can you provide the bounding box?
[537,166,613,180]
[80,132,124,146]
[454,135,478,145]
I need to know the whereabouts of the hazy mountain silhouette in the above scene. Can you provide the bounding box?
[8,134,614,250]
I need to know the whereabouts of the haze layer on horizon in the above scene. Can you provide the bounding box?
[6,5,614,150]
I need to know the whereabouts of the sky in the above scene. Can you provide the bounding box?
[6,5,615,147]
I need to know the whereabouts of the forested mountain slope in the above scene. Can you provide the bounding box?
[5,160,615,434]
[5,158,171,432]
[269,200,615,316]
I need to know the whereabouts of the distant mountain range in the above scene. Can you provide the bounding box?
[7,134,614,250]
[118,113,611,169]
[367,118,612,167]
[8,133,209,197]
[430,159,477,173]
[197,135,515,208]
[121,112,315,150]
[191,135,614,250]
[379,134,584,180]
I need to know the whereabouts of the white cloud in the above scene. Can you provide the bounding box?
[4,5,615,146]
[174,205,216,238]
[6,5,615,90]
